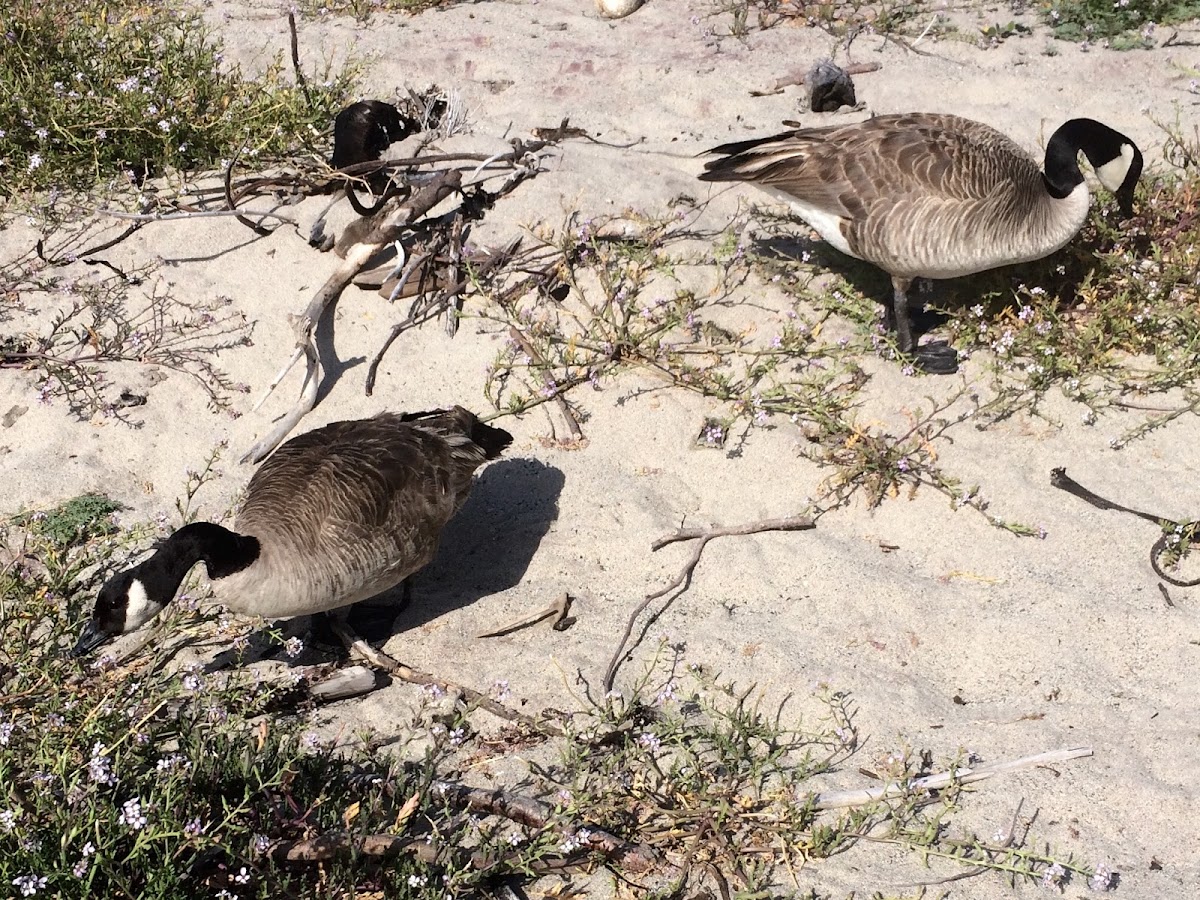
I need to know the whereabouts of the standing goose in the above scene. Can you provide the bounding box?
[699,113,1144,373]
[73,407,513,667]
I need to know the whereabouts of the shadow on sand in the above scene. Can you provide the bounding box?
[346,455,565,642]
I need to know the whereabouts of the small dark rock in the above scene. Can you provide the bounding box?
[808,60,856,112]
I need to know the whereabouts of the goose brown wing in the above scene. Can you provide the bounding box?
[237,415,469,567]
[702,114,1041,215]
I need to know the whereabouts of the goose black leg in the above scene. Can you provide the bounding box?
[889,276,958,374]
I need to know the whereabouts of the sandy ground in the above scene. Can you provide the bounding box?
[3,0,1200,895]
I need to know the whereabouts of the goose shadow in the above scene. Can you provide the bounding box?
[345,456,566,643]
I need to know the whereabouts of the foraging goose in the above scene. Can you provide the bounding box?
[699,113,1144,373]
[332,100,416,215]
[73,407,513,665]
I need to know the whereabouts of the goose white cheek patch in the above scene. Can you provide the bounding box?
[124,579,160,631]
[1095,144,1135,193]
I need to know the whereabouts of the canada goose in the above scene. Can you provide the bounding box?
[332,100,416,216]
[73,407,513,666]
[699,113,1144,373]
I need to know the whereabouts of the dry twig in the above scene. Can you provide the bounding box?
[242,171,461,463]
[811,746,1092,810]
[263,778,656,872]
[508,325,584,441]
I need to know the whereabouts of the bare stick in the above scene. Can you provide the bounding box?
[911,13,939,47]
[652,516,815,551]
[99,207,298,225]
[508,325,583,441]
[241,342,319,463]
[252,346,304,413]
[266,831,440,864]
[476,592,573,638]
[603,515,815,691]
[326,617,563,736]
[444,214,465,337]
[811,747,1093,810]
[286,12,312,107]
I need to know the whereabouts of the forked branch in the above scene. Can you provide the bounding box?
[603,515,815,691]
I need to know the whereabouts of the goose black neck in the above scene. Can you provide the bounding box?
[1042,118,1129,201]
[1042,121,1091,200]
[156,522,260,583]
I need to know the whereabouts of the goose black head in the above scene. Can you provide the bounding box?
[1095,139,1143,220]
[331,100,416,170]
[72,566,170,657]
[1054,119,1144,219]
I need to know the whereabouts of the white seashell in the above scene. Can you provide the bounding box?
[596,0,644,19]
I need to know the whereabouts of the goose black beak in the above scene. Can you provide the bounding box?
[71,621,109,658]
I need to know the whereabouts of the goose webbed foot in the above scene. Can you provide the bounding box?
[890,276,958,374]
[910,340,959,375]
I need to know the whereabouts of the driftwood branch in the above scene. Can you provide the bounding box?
[241,170,462,463]
[324,617,563,736]
[286,12,311,107]
[364,237,523,395]
[99,207,298,225]
[603,515,815,691]
[810,746,1093,810]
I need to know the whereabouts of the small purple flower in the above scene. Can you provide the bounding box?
[183,817,206,838]
[88,742,116,785]
[283,636,304,658]
[181,671,203,693]
[1089,861,1116,891]
[1040,862,1066,889]
[11,875,48,897]
[118,797,148,830]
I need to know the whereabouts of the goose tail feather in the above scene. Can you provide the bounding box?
[401,407,513,460]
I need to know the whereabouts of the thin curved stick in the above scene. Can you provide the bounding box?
[603,515,815,691]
